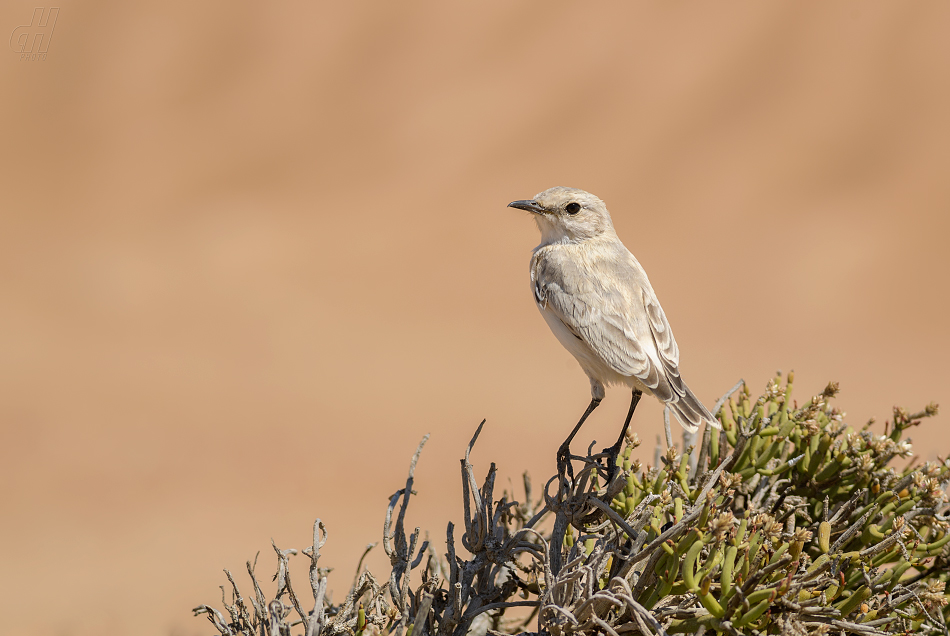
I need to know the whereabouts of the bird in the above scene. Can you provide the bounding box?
[508,186,719,476]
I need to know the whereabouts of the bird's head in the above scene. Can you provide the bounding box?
[508,186,615,244]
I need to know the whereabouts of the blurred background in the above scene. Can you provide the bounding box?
[2,1,948,634]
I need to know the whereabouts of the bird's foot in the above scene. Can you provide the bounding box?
[556,444,575,484]
[600,443,623,484]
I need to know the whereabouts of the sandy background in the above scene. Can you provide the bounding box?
[2,1,949,635]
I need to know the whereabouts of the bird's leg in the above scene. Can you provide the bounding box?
[557,397,602,481]
[602,389,643,482]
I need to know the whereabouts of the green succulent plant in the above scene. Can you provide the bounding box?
[196,374,948,636]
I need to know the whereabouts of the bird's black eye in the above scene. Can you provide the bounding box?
[565,202,581,215]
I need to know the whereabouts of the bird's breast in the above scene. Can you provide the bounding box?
[538,304,591,360]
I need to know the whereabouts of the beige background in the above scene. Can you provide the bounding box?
[2,2,948,635]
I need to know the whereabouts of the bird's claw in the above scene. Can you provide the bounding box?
[601,444,622,483]
[556,445,575,483]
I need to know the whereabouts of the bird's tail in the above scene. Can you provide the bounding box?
[668,384,721,434]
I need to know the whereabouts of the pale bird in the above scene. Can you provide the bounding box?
[509,186,719,471]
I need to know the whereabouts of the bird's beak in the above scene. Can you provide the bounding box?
[508,199,545,214]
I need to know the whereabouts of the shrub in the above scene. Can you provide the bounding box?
[195,373,948,635]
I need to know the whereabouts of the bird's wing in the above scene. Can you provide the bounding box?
[533,250,673,400]
[640,287,720,431]
[534,247,720,432]
[640,286,685,398]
